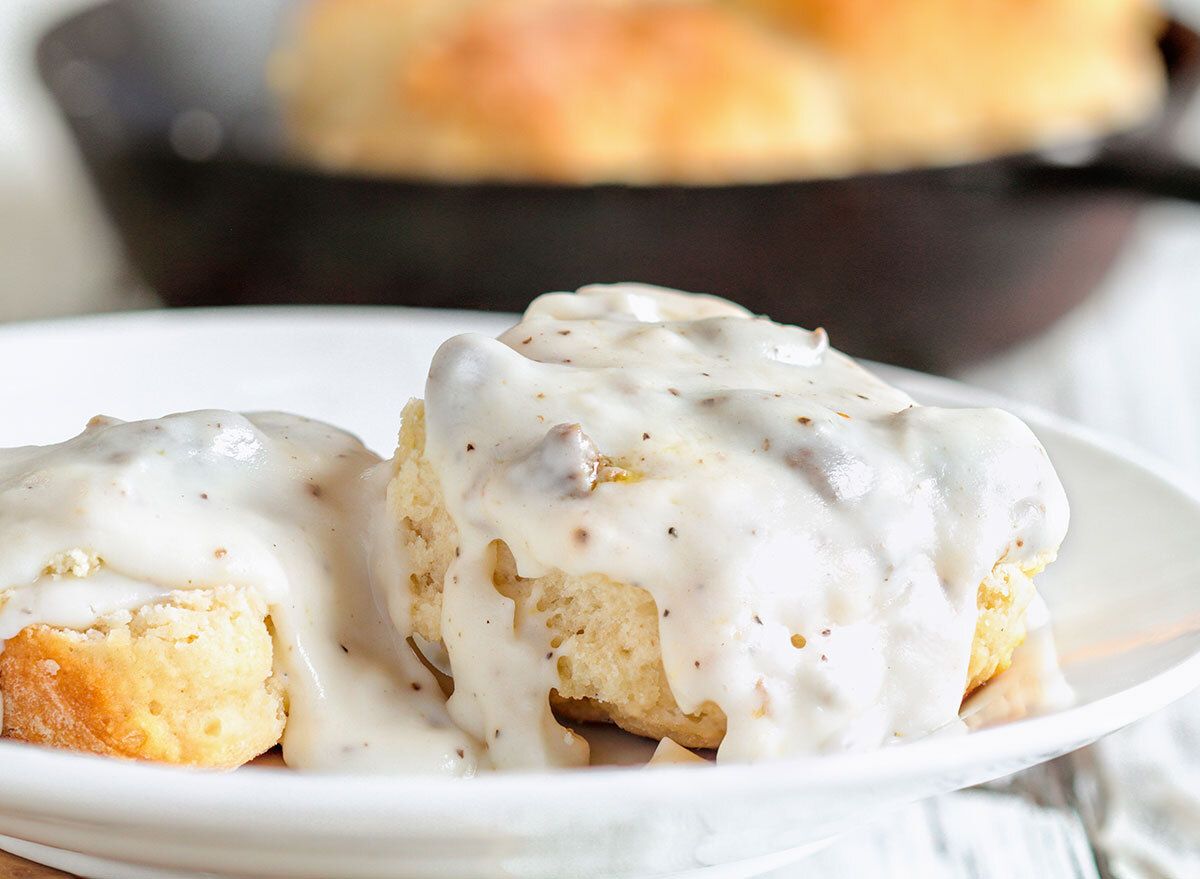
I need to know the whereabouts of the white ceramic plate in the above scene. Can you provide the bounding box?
[1,307,1199,879]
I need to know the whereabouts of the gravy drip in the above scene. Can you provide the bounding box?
[422,284,1069,768]
[0,411,481,773]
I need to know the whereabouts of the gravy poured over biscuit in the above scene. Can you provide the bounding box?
[0,412,481,772]
[420,284,1069,768]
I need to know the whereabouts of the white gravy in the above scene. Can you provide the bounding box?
[0,284,1069,773]
[0,411,482,773]
[421,284,1069,768]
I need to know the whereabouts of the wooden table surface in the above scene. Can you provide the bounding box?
[0,849,71,879]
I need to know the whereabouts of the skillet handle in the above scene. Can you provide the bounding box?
[1016,19,1200,203]
[1022,148,1200,203]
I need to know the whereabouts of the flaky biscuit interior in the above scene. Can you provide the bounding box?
[392,399,1046,749]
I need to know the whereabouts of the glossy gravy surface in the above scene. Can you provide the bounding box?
[0,412,480,773]
[421,285,1069,768]
[0,285,1069,772]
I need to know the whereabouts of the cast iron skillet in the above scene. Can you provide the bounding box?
[37,3,1200,372]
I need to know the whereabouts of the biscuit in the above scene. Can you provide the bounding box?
[274,0,1163,183]
[391,399,1047,749]
[0,585,285,768]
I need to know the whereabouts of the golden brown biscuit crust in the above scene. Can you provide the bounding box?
[274,0,1163,183]
[275,0,852,183]
[0,586,285,768]
[746,0,1165,168]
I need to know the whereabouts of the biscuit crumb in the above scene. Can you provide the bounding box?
[43,548,101,579]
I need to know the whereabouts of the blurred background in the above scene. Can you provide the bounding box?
[5,0,1200,372]
[4,2,1200,877]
